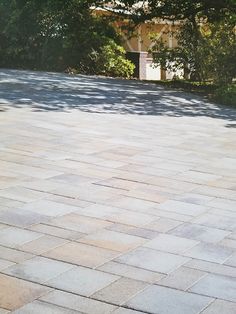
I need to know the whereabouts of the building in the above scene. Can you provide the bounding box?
[95,5,183,81]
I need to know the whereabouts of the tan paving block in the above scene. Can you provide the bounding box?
[92,277,148,305]
[18,235,68,254]
[0,309,10,314]
[49,213,113,233]
[79,230,146,252]
[43,241,118,267]
[0,274,51,310]
[29,223,83,240]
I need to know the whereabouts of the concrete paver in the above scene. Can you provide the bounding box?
[126,285,212,314]
[0,69,235,313]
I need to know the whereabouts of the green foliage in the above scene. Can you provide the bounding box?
[214,84,236,107]
[106,0,236,23]
[200,17,236,84]
[150,16,236,84]
[90,40,135,78]
[0,0,134,78]
[106,0,236,82]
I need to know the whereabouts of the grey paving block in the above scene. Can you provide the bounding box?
[107,223,160,239]
[12,300,81,314]
[98,261,164,283]
[192,213,236,231]
[185,259,236,277]
[0,259,15,271]
[21,199,81,217]
[0,227,42,248]
[144,233,198,254]
[144,217,183,233]
[201,299,236,314]
[112,308,143,314]
[0,245,34,263]
[189,274,236,302]
[92,277,148,305]
[0,187,46,203]
[116,247,190,273]
[170,223,230,243]
[184,243,234,263]
[29,223,83,240]
[3,256,74,284]
[157,266,206,290]
[47,266,119,296]
[0,309,10,314]
[0,208,49,227]
[40,290,116,314]
[126,285,212,314]
[158,200,207,216]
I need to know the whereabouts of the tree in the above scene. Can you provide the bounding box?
[0,0,134,78]
[105,0,236,83]
[150,16,236,83]
[106,1,236,23]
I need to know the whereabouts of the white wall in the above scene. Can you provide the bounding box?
[146,62,161,80]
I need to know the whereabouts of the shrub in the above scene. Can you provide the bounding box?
[88,40,135,78]
[214,84,236,107]
[0,0,135,78]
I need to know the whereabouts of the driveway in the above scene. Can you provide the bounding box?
[0,69,236,313]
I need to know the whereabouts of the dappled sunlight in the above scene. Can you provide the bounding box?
[0,69,235,122]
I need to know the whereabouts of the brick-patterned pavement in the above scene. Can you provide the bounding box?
[0,69,236,313]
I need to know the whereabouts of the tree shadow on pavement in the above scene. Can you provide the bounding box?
[0,69,235,123]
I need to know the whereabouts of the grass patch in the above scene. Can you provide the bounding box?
[150,79,236,108]
[213,84,236,107]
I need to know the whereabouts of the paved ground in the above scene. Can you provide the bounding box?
[0,69,236,314]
